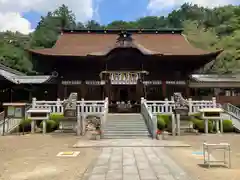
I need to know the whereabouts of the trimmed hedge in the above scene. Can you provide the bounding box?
[192,119,234,133]
[222,120,234,132]
[157,114,235,133]
[19,118,32,132]
[19,113,64,133]
[39,119,58,132]
[49,113,63,129]
[157,114,172,130]
[157,117,166,130]
[192,118,213,133]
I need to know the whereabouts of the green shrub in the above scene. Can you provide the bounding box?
[157,117,166,130]
[19,118,32,132]
[40,120,58,132]
[192,119,213,133]
[50,113,63,123]
[157,114,171,126]
[222,120,234,132]
[192,113,201,118]
[50,113,64,121]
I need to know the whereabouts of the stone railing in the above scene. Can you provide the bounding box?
[0,118,22,135]
[223,103,240,130]
[141,97,157,139]
[145,97,218,115]
[32,97,107,115]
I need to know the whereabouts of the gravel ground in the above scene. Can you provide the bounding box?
[166,133,240,180]
[0,133,101,180]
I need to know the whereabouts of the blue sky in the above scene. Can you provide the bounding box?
[0,0,239,34]
[23,0,152,29]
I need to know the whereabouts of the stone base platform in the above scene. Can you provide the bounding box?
[73,139,191,148]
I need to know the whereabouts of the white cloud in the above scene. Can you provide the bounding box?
[0,0,96,34]
[147,0,238,14]
[0,12,32,34]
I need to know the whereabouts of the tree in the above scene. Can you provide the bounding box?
[1,3,240,74]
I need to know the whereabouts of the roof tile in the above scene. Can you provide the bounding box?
[28,32,217,56]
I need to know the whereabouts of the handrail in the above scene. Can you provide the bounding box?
[223,103,240,119]
[0,117,21,135]
[222,103,240,131]
[0,111,4,121]
[141,98,157,139]
[101,97,108,137]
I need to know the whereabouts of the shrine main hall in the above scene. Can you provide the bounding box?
[2,29,237,105]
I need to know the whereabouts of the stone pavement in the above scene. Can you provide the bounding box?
[73,139,191,148]
[80,147,192,180]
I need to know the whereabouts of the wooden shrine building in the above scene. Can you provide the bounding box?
[27,29,221,101]
[3,29,236,110]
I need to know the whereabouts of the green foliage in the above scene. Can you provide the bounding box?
[19,118,32,132]
[222,120,234,132]
[157,116,166,130]
[192,119,213,133]
[192,119,234,133]
[39,119,58,132]
[1,3,240,74]
[49,113,64,125]
[157,114,172,130]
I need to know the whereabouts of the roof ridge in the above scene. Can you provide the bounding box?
[62,29,183,34]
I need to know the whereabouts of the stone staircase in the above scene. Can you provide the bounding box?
[102,113,151,139]
[179,115,193,133]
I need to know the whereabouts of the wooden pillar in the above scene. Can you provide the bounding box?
[57,83,61,99]
[186,86,190,98]
[136,79,144,102]
[104,75,111,102]
[63,86,67,99]
[81,81,87,99]
[162,80,166,98]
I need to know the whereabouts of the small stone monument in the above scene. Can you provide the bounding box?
[63,93,78,118]
[173,92,189,116]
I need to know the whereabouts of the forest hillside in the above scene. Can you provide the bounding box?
[0,4,240,74]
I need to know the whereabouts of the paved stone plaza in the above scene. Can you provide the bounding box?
[80,147,191,180]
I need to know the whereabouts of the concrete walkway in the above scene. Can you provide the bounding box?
[80,147,191,180]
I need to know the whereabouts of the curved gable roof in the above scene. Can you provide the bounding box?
[28,30,222,57]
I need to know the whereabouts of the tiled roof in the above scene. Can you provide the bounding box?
[28,30,221,57]
[0,65,52,84]
[191,74,240,82]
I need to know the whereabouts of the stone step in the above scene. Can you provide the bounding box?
[104,124,147,129]
[104,127,148,131]
[103,135,151,139]
[106,121,146,124]
[104,130,149,134]
[107,119,144,121]
[105,122,146,126]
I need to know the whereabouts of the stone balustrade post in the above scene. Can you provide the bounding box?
[188,98,193,114]
[32,97,36,108]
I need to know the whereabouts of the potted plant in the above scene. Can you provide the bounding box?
[95,126,101,140]
[156,129,162,140]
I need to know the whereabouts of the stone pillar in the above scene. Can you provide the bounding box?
[204,120,208,134]
[42,120,46,134]
[31,120,35,133]
[176,114,181,136]
[171,114,176,136]
[76,114,81,136]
